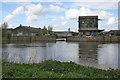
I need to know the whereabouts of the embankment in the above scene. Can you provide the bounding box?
[66,36,120,42]
[2,36,56,43]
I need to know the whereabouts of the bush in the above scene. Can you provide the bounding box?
[72,32,79,36]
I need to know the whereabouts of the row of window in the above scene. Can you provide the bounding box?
[81,31,96,36]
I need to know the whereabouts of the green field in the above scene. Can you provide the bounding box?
[2,60,120,78]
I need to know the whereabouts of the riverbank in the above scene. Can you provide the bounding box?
[66,36,120,42]
[2,60,120,78]
[2,36,56,43]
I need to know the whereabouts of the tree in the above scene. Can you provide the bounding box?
[1,22,8,37]
[42,26,47,35]
[36,26,47,36]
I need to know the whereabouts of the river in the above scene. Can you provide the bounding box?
[2,41,120,70]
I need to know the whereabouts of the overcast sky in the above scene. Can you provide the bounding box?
[0,0,119,31]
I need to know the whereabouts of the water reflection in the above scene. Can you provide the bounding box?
[78,42,98,68]
[2,42,119,70]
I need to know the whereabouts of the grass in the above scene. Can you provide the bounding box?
[2,60,120,78]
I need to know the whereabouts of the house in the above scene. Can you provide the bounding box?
[12,24,41,36]
[78,16,104,36]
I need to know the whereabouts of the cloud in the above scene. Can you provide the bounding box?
[51,19,57,22]
[72,2,118,10]
[4,14,15,22]
[26,14,38,23]
[25,3,48,23]
[49,5,67,12]
[12,6,24,15]
[107,17,117,25]
[53,24,59,27]
[65,7,113,20]
[60,16,64,20]
[55,2,63,6]
[2,0,120,2]
[99,16,118,31]
[62,21,68,25]
[4,6,24,23]
[24,3,66,23]
[65,7,90,19]
[8,24,18,28]
[25,3,47,16]
[101,22,118,31]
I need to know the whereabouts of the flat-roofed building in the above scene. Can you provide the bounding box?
[78,16,104,36]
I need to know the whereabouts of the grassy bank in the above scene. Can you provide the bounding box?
[2,60,120,78]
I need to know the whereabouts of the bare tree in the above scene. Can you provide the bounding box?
[1,22,8,29]
[1,22,9,37]
[48,26,53,32]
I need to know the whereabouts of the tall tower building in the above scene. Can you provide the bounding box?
[78,16,104,36]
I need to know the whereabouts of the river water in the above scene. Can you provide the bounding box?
[2,41,120,70]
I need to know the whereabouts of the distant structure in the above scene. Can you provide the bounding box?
[53,28,73,38]
[12,24,41,36]
[78,16,104,36]
[48,26,53,34]
[53,31,73,38]
[68,28,71,33]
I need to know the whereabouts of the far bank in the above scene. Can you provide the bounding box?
[2,35,120,43]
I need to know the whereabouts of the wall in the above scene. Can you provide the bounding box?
[2,36,56,43]
[66,36,120,42]
[2,36,120,43]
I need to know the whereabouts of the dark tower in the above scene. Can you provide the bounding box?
[78,16,98,30]
[78,16,103,36]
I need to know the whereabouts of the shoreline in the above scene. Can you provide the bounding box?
[2,35,120,43]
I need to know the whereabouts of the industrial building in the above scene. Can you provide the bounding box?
[78,16,104,36]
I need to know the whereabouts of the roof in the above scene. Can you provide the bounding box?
[79,16,98,18]
[78,29,104,32]
[13,25,41,33]
[78,16,102,20]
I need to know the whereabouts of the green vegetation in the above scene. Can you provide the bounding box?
[50,33,58,38]
[98,31,120,36]
[2,60,120,78]
[36,26,47,36]
[98,32,110,36]
[98,32,104,35]
[72,32,79,36]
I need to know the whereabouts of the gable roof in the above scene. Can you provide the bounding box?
[13,25,41,33]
